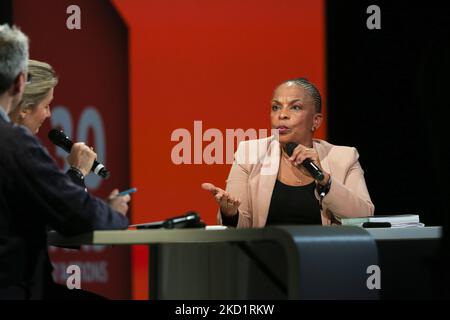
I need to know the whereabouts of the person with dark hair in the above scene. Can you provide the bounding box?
[202,78,374,227]
[0,24,129,299]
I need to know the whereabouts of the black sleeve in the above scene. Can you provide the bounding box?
[66,168,86,189]
[11,129,128,236]
[221,210,239,227]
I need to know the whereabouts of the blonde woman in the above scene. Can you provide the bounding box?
[9,59,55,134]
[7,59,130,299]
[9,60,126,199]
[9,60,95,184]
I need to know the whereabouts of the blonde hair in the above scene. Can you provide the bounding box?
[19,59,58,109]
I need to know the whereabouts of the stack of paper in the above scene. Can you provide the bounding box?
[341,214,424,228]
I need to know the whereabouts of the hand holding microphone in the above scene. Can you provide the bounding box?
[284,142,327,183]
[67,142,97,177]
[48,129,110,178]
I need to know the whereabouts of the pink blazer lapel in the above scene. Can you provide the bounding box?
[254,138,280,227]
[313,139,331,175]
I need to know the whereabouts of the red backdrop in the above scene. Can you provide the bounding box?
[12,0,325,300]
[112,0,326,299]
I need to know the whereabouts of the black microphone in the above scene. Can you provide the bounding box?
[162,211,205,229]
[284,142,324,181]
[48,129,110,178]
[132,211,206,229]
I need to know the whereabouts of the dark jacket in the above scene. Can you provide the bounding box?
[0,117,128,299]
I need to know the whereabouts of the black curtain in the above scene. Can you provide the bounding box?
[327,0,450,296]
[0,0,13,25]
[326,0,450,227]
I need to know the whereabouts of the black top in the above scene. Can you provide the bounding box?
[0,117,128,299]
[221,179,322,228]
[266,179,321,225]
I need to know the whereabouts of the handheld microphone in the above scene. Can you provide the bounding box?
[132,211,205,229]
[163,211,204,229]
[48,129,110,179]
[284,142,324,181]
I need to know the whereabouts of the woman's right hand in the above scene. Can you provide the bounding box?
[201,183,241,217]
[67,142,97,177]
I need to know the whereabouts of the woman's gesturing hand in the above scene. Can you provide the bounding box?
[201,182,240,217]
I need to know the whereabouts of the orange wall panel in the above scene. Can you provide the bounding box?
[113,0,325,299]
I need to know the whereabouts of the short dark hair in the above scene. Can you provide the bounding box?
[279,77,322,113]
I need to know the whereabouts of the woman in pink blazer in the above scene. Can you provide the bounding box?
[203,78,374,227]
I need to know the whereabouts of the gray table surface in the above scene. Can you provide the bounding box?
[48,226,442,246]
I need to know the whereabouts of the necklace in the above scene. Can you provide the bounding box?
[281,153,305,184]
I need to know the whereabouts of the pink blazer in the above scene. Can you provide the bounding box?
[218,136,374,227]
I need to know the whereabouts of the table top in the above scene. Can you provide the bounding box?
[366,226,441,240]
[48,226,442,246]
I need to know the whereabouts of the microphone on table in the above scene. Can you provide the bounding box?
[162,211,205,229]
[131,211,206,229]
[284,142,324,181]
[48,129,110,178]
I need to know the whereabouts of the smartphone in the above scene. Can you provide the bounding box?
[116,187,137,197]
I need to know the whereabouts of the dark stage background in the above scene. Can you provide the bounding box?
[326,0,450,227]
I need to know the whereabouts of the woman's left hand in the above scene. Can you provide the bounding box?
[106,189,131,216]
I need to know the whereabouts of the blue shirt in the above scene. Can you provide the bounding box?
[0,106,10,122]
